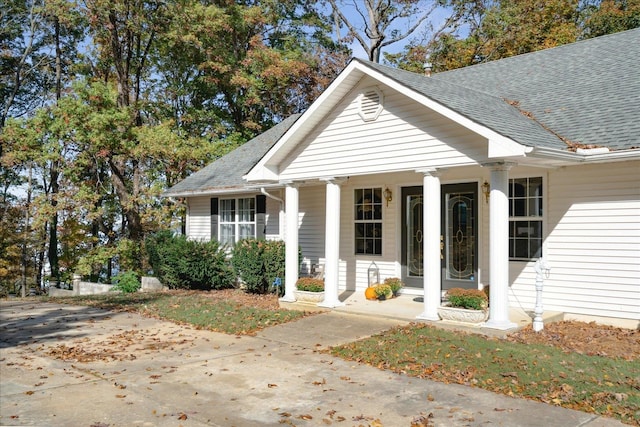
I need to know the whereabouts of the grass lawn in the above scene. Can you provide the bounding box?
[330,323,639,426]
[47,289,312,335]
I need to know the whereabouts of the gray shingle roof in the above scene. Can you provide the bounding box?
[164,114,301,197]
[364,27,640,150]
[167,30,639,197]
[362,60,563,149]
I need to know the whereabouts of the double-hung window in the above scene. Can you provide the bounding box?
[509,177,543,260]
[354,188,382,255]
[212,196,265,245]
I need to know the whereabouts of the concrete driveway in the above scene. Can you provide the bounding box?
[0,300,625,426]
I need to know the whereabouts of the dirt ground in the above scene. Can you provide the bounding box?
[217,289,640,361]
[505,320,640,361]
[195,288,284,309]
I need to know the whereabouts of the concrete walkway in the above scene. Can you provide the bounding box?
[281,290,564,338]
[0,300,624,427]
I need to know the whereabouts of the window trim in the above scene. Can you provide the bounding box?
[508,176,544,261]
[214,195,266,245]
[354,187,383,256]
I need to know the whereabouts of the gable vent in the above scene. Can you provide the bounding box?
[358,87,384,122]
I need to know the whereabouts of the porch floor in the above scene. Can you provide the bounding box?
[280,290,565,339]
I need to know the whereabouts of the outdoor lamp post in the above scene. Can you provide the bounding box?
[533,258,551,332]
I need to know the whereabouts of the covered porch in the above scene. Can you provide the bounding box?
[279,162,525,330]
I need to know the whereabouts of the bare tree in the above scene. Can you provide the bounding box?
[326,0,449,62]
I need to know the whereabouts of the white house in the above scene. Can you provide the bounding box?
[165,28,640,329]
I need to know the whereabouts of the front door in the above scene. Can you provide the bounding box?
[441,183,478,290]
[401,183,478,290]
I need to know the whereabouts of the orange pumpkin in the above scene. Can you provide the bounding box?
[364,286,377,300]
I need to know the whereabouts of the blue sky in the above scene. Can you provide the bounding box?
[333,2,453,60]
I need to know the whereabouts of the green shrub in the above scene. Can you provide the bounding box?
[445,288,488,310]
[231,239,286,294]
[112,271,141,293]
[262,240,286,295]
[145,230,173,276]
[295,277,324,292]
[145,231,235,290]
[231,239,264,293]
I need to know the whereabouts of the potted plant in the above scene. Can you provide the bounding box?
[373,283,393,301]
[383,277,404,297]
[437,288,489,324]
[294,277,325,303]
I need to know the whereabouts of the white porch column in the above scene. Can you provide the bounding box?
[281,183,299,302]
[319,177,345,308]
[484,163,517,329]
[417,169,441,321]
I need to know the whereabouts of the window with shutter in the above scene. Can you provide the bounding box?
[215,196,261,245]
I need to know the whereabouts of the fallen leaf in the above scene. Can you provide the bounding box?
[411,413,434,427]
[500,372,518,379]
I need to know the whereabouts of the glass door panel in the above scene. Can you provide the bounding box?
[407,195,424,277]
[442,183,478,290]
[401,187,424,288]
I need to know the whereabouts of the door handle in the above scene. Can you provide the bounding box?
[440,235,444,260]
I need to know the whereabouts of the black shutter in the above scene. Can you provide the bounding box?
[256,194,266,239]
[210,198,219,241]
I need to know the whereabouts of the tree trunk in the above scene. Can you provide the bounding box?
[48,15,62,281]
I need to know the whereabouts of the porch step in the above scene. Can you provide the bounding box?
[281,291,566,338]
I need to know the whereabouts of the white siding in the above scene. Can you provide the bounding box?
[279,78,487,180]
[509,161,640,321]
[264,193,282,239]
[297,185,326,274]
[339,174,408,291]
[186,193,283,242]
[186,196,211,240]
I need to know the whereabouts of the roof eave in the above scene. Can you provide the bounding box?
[529,147,640,164]
[163,186,255,198]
